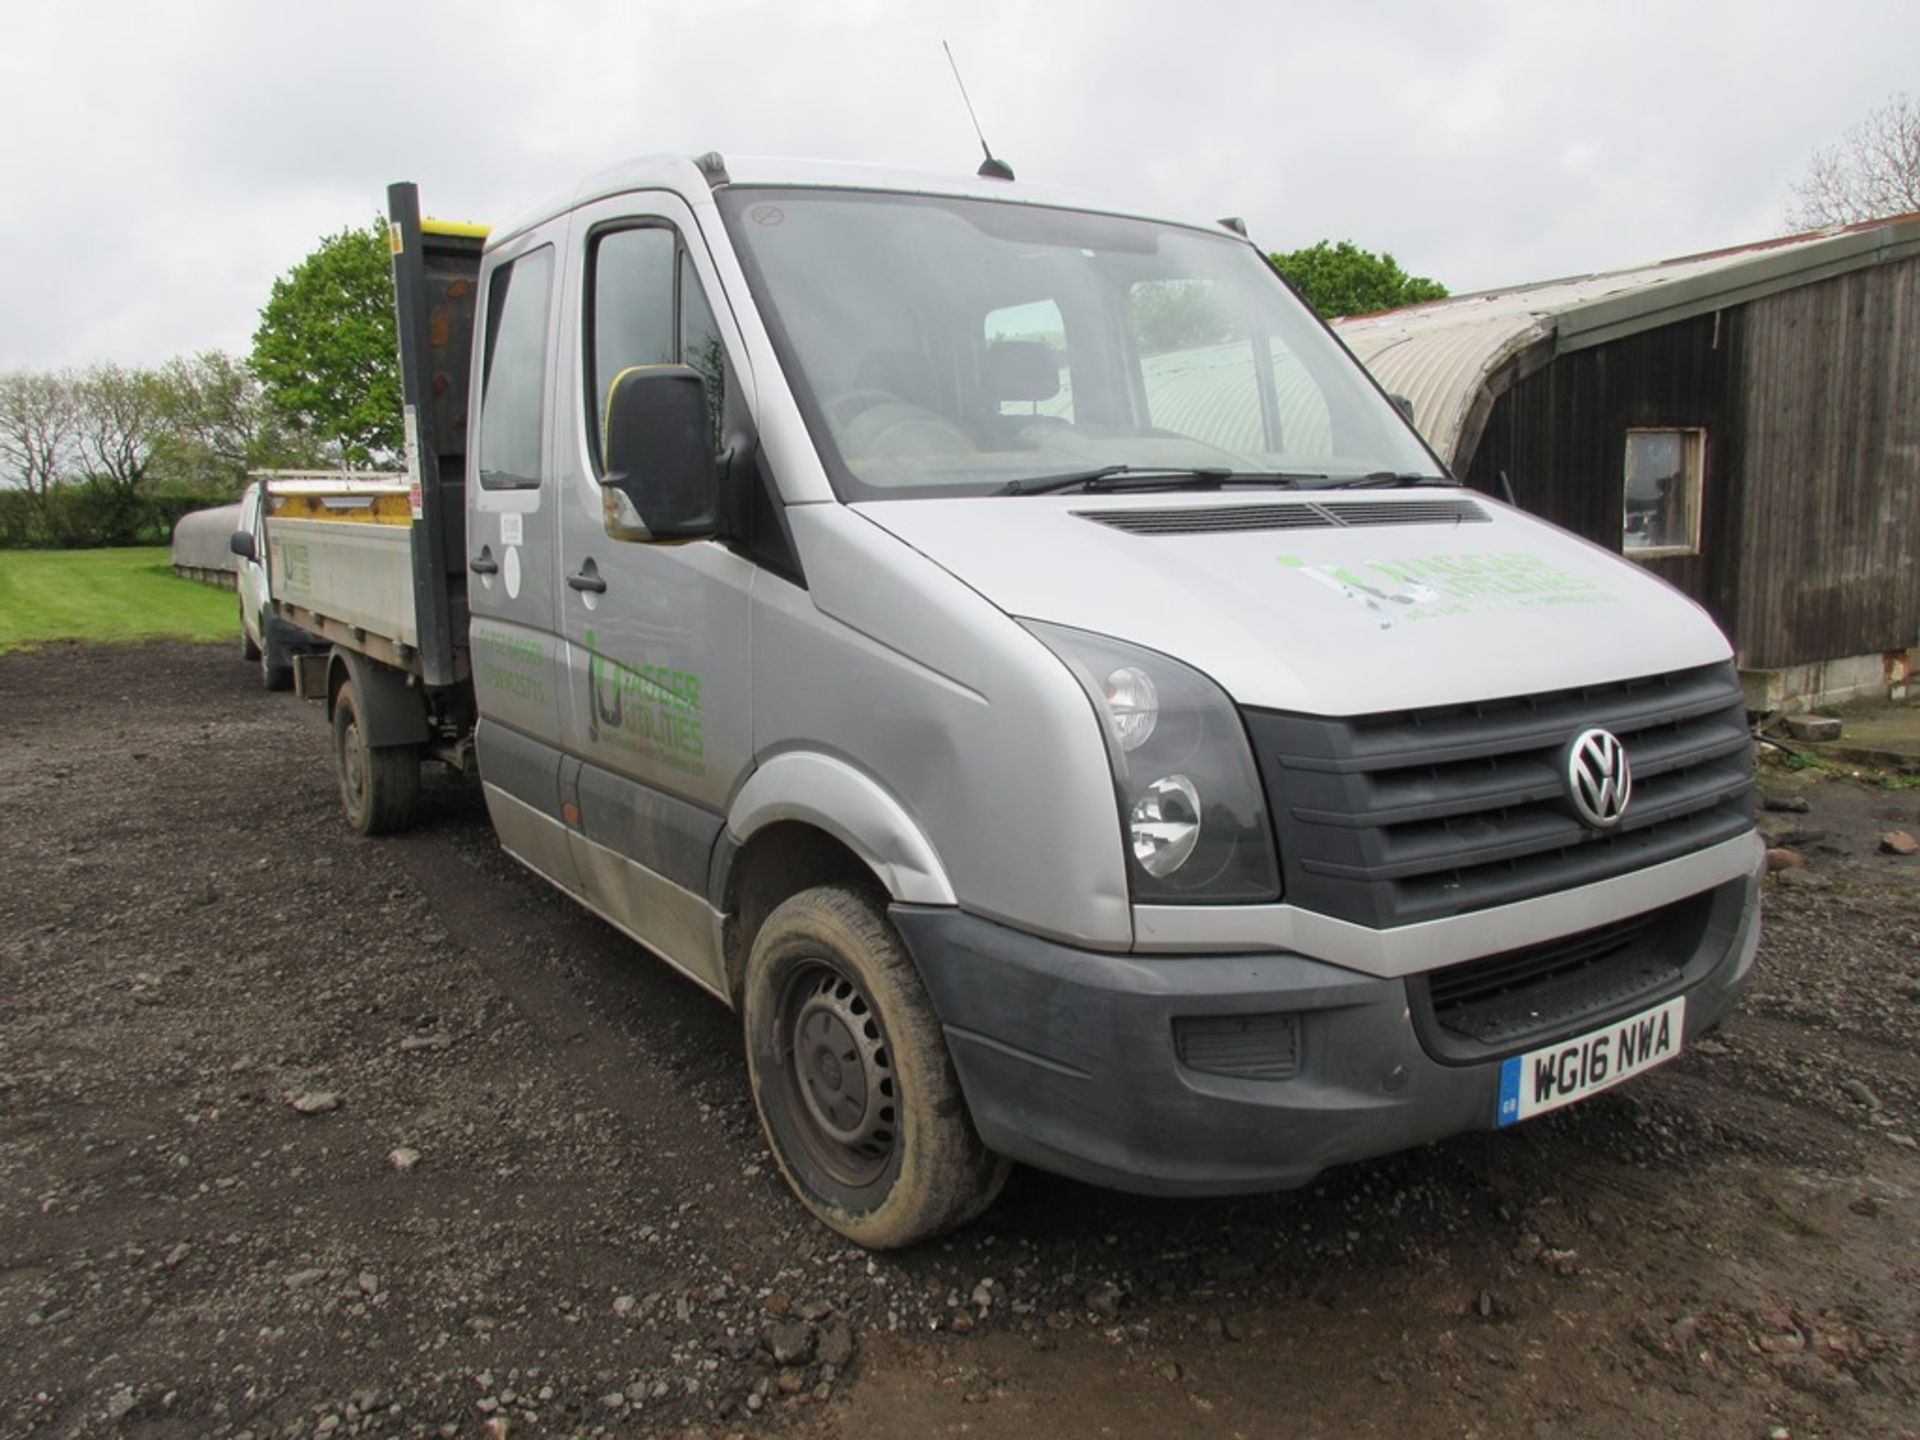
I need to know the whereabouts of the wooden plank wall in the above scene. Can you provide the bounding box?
[1462,254,1920,671]
[1733,259,1920,670]
[1463,312,1746,646]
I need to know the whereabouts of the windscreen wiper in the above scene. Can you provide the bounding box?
[999,466,1312,496]
[1316,471,1450,490]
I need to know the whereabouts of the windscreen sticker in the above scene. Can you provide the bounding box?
[403,405,423,520]
[1276,551,1617,630]
[585,629,706,778]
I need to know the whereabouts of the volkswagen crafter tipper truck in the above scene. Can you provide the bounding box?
[246,155,1762,1248]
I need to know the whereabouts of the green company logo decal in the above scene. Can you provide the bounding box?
[279,538,311,592]
[1275,551,1616,630]
[585,629,705,777]
[474,628,548,703]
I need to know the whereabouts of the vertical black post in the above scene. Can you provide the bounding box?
[386,182,458,686]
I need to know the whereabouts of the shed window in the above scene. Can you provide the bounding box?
[1623,428,1704,556]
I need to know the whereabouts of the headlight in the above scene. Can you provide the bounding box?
[1130,774,1201,876]
[1104,665,1158,751]
[1024,620,1281,904]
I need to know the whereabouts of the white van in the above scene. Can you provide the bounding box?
[259,157,1763,1247]
[231,480,294,689]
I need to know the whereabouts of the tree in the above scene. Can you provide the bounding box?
[1133,280,1238,353]
[1268,240,1449,318]
[0,369,79,528]
[150,350,318,493]
[72,363,165,496]
[250,220,402,466]
[1786,93,1920,229]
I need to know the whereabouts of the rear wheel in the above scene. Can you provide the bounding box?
[332,679,421,835]
[743,885,1008,1248]
[258,613,292,691]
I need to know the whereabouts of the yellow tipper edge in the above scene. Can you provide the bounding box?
[268,493,413,526]
[421,218,491,239]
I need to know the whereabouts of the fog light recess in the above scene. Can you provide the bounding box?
[1173,1013,1301,1081]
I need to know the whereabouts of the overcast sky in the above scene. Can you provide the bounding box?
[2,0,1914,372]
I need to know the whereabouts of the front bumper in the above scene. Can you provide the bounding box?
[891,854,1763,1196]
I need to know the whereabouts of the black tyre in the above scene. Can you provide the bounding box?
[332,679,421,835]
[259,614,292,691]
[239,599,261,662]
[743,885,1008,1248]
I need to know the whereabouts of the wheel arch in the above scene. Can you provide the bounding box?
[717,753,956,1006]
[725,752,954,908]
[325,648,430,747]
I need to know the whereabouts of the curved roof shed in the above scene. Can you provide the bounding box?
[1335,212,1920,470]
[171,502,243,578]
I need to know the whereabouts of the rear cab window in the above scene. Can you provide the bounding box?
[477,245,556,491]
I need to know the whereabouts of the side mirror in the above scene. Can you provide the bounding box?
[602,365,718,541]
[1389,393,1416,427]
[229,530,257,561]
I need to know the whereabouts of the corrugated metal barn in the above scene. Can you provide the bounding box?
[1337,213,1920,710]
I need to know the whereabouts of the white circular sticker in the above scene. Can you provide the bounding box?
[503,545,522,599]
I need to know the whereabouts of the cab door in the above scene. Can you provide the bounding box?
[237,482,269,639]
[466,218,580,892]
[553,192,756,993]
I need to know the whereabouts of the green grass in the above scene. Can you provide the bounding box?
[0,547,238,652]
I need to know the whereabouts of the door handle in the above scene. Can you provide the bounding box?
[567,567,607,594]
[469,551,499,575]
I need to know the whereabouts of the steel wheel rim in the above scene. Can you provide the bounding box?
[776,960,897,1188]
[341,718,365,810]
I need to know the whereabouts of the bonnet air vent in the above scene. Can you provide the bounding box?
[1317,499,1491,527]
[1082,504,1337,536]
[1076,497,1490,537]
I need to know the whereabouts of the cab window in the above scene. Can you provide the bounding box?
[476,245,555,491]
[586,225,732,469]
[1128,279,1332,456]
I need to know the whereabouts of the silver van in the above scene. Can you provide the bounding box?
[266,156,1762,1247]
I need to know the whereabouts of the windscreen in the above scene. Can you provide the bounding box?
[719,188,1442,499]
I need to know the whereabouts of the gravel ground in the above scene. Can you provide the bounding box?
[2,640,1916,1440]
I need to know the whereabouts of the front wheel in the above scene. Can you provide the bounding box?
[258,613,291,691]
[743,885,1008,1249]
[332,679,421,835]
[239,599,261,662]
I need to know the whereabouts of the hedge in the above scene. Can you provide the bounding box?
[0,486,238,549]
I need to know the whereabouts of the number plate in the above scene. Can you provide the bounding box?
[1496,996,1685,1127]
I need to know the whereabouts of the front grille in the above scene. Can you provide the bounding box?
[1242,662,1755,928]
[1077,497,1488,536]
[1413,896,1708,1055]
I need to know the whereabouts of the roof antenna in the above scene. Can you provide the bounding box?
[942,40,1014,181]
